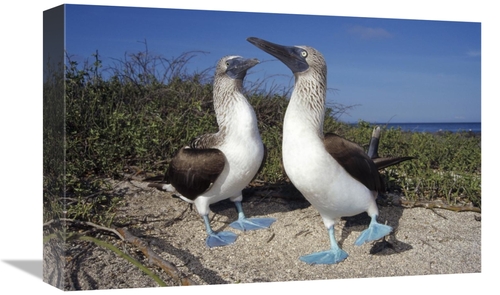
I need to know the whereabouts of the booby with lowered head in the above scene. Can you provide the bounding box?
[149,55,276,248]
[247,37,392,264]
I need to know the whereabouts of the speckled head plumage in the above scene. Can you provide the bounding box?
[211,55,260,136]
[247,37,327,132]
[216,55,260,80]
[246,37,326,77]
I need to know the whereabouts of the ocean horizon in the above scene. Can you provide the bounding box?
[349,122,481,133]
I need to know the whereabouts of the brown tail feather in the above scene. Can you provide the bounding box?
[373,156,415,170]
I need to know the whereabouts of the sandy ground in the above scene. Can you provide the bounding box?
[44,179,481,290]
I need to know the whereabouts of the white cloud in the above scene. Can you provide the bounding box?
[347,25,393,40]
[467,50,481,57]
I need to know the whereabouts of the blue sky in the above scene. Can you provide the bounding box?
[64,4,481,124]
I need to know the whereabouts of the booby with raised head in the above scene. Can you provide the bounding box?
[247,37,393,264]
[149,55,276,248]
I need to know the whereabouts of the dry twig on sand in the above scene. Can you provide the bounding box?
[43,218,197,286]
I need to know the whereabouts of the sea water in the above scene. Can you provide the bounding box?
[363,122,481,133]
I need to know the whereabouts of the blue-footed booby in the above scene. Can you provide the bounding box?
[247,37,393,264]
[148,55,276,248]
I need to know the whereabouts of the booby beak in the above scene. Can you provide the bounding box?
[247,37,309,73]
[226,57,260,80]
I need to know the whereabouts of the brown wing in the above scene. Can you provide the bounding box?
[323,133,383,192]
[166,147,226,200]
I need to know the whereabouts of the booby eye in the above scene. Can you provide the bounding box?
[301,51,308,58]
[226,62,230,66]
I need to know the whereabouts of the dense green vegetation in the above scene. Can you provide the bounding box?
[43,50,481,224]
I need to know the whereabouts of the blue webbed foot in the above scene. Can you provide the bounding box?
[355,216,392,246]
[300,226,348,265]
[202,215,237,248]
[300,248,348,265]
[206,231,238,248]
[230,201,276,231]
[229,217,276,231]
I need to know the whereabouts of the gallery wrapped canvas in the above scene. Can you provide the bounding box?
[42,3,481,292]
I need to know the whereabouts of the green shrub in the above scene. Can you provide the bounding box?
[43,50,481,223]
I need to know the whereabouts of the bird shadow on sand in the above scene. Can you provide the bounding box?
[132,230,231,285]
[209,183,311,220]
